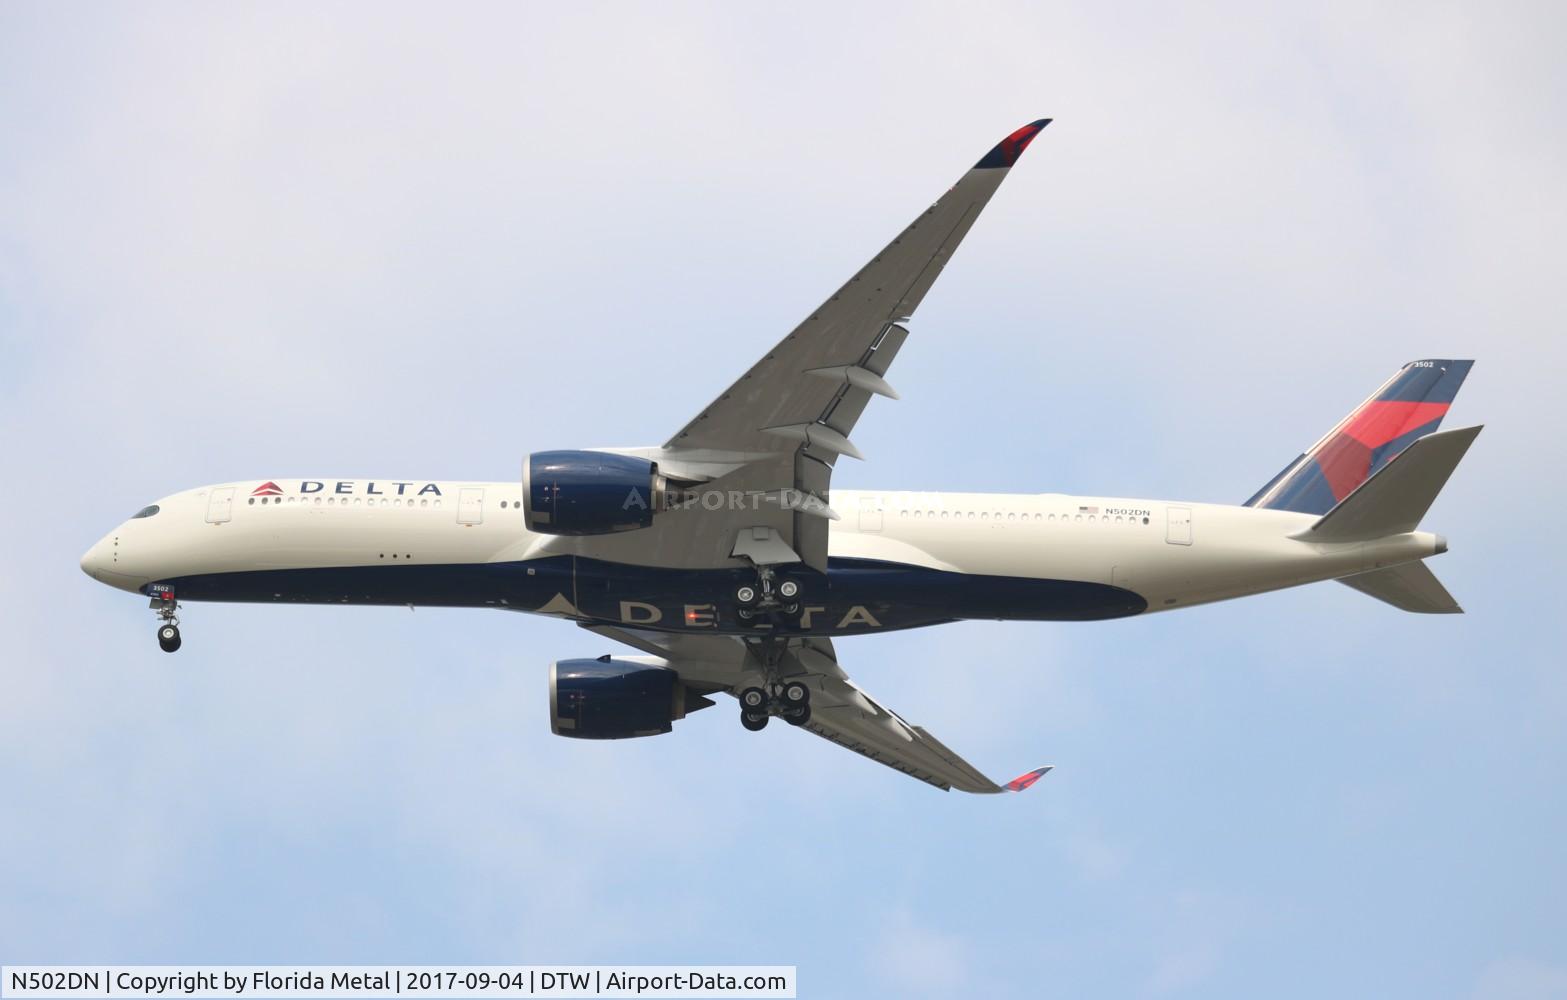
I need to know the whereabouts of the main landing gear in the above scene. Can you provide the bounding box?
[736,678,812,731]
[151,588,181,653]
[729,529,815,727]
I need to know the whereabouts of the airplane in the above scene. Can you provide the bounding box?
[79,118,1480,794]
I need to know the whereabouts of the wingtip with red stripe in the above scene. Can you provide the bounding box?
[1003,765,1053,793]
[974,118,1052,170]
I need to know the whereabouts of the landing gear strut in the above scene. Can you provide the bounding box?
[733,567,805,622]
[735,672,812,730]
[151,588,181,653]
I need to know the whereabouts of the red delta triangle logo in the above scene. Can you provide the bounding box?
[251,482,284,496]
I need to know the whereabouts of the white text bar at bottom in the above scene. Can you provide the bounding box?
[0,967,796,999]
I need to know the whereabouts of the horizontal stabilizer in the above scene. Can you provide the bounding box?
[1339,561,1463,614]
[1298,426,1481,542]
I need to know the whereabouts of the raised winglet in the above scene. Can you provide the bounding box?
[1003,765,1053,793]
[974,118,1052,170]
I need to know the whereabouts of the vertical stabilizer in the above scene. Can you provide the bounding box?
[1247,360,1473,515]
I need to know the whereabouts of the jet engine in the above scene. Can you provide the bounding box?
[523,450,673,536]
[549,657,714,739]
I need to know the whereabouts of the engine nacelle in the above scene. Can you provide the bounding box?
[550,657,710,740]
[523,450,667,536]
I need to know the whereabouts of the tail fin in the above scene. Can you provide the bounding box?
[1246,360,1473,514]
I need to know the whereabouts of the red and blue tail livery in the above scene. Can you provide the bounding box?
[1246,359,1474,515]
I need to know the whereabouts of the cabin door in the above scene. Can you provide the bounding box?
[206,487,235,524]
[458,488,484,526]
[857,495,883,532]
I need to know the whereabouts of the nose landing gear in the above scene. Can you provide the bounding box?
[150,587,181,653]
[732,568,807,624]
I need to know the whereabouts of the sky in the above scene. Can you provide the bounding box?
[2,2,1565,997]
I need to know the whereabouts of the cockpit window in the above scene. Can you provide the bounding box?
[131,504,160,519]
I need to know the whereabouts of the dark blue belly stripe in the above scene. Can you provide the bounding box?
[157,555,1146,635]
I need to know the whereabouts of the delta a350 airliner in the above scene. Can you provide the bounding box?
[80,119,1480,793]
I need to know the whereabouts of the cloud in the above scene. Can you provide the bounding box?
[867,909,973,996]
[1473,958,1567,1000]
[1145,890,1253,995]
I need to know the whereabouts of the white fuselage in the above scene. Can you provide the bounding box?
[81,478,1443,636]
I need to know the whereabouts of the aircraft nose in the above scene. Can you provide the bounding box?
[80,537,110,580]
[81,529,151,593]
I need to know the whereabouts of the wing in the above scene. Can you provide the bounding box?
[655,119,1052,570]
[584,624,1050,795]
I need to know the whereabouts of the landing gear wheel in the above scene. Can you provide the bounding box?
[780,602,800,616]
[739,686,768,712]
[741,710,769,732]
[735,584,759,607]
[157,624,181,653]
[777,579,801,599]
[737,607,755,620]
[784,704,812,726]
[782,681,810,708]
